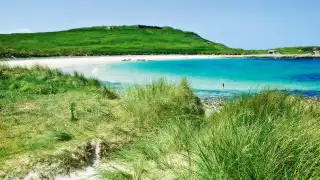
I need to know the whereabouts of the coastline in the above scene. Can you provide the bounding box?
[2,54,320,69]
[2,55,213,68]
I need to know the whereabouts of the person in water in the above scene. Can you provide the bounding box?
[222,83,225,89]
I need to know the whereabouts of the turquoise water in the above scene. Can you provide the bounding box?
[66,58,320,97]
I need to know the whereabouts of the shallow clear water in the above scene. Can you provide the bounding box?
[64,58,320,98]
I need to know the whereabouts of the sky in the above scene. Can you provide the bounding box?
[1,0,319,49]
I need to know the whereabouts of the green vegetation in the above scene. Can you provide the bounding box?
[1,65,319,179]
[0,25,246,58]
[107,90,320,179]
[101,171,132,180]
[1,25,318,58]
[196,92,320,179]
[0,65,120,176]
[276,46,320,54]
[0,65,103,95]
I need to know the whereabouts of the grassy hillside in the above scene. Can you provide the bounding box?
[1,65,320,179]
[276,46,320,54]
[1,25,319,57]
[0,25,246,58]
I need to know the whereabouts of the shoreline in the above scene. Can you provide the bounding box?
[2,54,320,69]
[2,55,215,68]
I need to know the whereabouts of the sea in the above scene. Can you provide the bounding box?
[62,58,320,99]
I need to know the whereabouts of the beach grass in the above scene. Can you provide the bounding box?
[121,78,204,129]
[105,90,320,179]
[0,65,204,178]
[1,65,319,179]
[195,91,320,179]
[0,65,121,176]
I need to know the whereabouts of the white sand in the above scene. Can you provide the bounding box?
[2,54,318,69]
[2,55,217,68]
[0,54,320,68]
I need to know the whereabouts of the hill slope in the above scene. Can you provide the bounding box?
[1,25,318,58]
[0,25,243,58]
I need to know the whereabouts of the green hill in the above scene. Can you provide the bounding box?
[0,25,318,58]
[0,25,244,58]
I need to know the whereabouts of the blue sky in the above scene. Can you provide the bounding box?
[1,0,319,49]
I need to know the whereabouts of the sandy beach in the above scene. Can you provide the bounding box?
[1,54,319,69]
[1,55,214,68]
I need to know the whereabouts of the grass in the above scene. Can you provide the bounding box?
[0,64,103,95]
[101,171,132,180]
[276,46,320,54]
[0,25,244,58]
[1,25,319,58]
[104,90,320,179]
[54,131,74,141]
[196,91,320,179]
[0,65,121,177]
[121,78,204,129]
[1,65,319,179]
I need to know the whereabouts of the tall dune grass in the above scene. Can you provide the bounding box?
[196,91,320,179]
[122,78,204,129]
[0,64,118,99]
[110,89,320,179]
[110,78,205,179]
[0,65,102,94]
[1,65,320,179]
